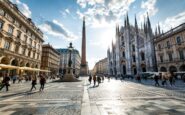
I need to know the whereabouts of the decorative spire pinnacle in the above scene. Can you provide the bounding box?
[155,27,158,36]
[124,16,126,27]
[126,12,130,27]
[135,14,138,33]
[157,22,161,35]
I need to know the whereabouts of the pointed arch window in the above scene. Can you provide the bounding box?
[141,52,145,61]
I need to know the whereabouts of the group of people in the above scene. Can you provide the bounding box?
[88,75,105,87]
[0,73,46,92]
[154,72,176,87]
[134,72,178,87]
[30,74,46,92]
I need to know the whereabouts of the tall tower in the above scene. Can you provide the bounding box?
[80,17,88,76]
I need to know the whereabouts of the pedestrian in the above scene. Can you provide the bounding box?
[88,75,92,84]
[101,75,104,82]
[39,74,46,91]
[162,73,168,86]
[18,76,22,83]
[0,74,10,91]
[154,74,160,86]
[136,74,141,83]
[12,74,17,84]
[93,75,96,87]
[30,75,37,91]
[97,76,101,86]
[169,72,175,86]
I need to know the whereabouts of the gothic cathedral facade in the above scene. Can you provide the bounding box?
[107,14,157,76]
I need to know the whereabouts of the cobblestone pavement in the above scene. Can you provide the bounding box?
[0,78,185,115]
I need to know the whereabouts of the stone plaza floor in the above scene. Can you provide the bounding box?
[0,77,185,115]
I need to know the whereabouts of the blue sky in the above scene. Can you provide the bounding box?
[11,0,185,69]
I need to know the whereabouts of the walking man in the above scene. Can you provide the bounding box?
[93,75,96,87]
[39,74,46,91]
[88,75,92,84]
[0,74,10,91]
[97,76,101,86]
[30,75,37,91]
[154,74,160,86]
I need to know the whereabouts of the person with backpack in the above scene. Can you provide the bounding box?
[0,74,10,91]
[39,74,46,91]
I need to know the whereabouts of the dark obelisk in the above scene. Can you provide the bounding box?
[80,17,88,76]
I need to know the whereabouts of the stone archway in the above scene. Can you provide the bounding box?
[160,67,167,72]
[179,65,185,71]
[122,65,126,75]
[169,66,177,73]
[1,56,10,64]
[10,59,19,76]
[26,62,30,67]
[35,64,38,68]
[11,59,19,66]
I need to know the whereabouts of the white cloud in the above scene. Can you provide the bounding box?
[11,0,32,18]
[76,0,135,28]
[159,11,185,32]
[139,0,158,23]
[65,9,70,14]
[39,20,78,41]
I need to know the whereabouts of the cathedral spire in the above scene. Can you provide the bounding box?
[158,22,161,35]
[135,14,138,33]
[126,12,130,27]
[155,27,158,36]
[146,12,151,32]
[124,16,127,27]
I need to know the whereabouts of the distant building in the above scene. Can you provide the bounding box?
[56,48,81,75]
[107,14,157,76]
[0,0,44,76]
[41,44,60,75]
[154,23,185,72]
[93,58,108,75]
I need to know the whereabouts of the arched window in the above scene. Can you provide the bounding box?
[133,55,136,62]
[122,51,125,58]
[141,52,145,61]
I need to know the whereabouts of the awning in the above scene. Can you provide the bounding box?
[0,64,50,72]
[0,64,19,69]
[19,67,51,72]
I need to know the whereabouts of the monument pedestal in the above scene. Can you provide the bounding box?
[60,67,79,82]
[80,64,88,76]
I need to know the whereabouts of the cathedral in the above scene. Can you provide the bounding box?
[107,14,157,76]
